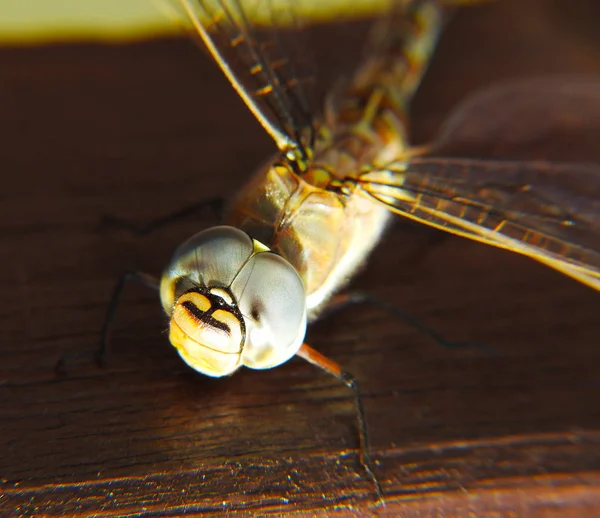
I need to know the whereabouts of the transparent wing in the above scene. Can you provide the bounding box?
[353,76,600,290]
[177,0,317,157]
[358,159,600,289]
[176,1,478,164]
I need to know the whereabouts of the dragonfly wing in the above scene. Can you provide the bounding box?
[176,1,486,160]
[356,158,600,290]
[355,1,483,101]
[430,75,600,162]
[177,0,318,155]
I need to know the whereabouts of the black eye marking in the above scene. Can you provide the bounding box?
[181,300,230,333]
[179,286,247,347]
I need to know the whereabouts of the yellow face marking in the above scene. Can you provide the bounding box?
[169,317,241,377]
[212,309,243,349]
[177,291,211,312]
[170,303,241,354]
[167,288,247,377]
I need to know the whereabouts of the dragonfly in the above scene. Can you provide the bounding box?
[100,0,600,500]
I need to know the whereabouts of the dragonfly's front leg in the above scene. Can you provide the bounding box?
[55,271,160,375]
[296,343,384,505]
[97,271,160,366]
[298,288,495,502]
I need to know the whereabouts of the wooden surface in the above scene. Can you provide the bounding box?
[2,0,600,515]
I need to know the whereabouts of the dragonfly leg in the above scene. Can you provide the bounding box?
[54,271,160,376]
[99,197,226,236]
[296,343,384,506]
[322,291,494,353]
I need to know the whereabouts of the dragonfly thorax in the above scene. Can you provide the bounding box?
[160,226,308,377]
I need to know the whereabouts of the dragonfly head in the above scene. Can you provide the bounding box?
[160,226,307,377]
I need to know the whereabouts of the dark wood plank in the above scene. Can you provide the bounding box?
[1,0,600,515]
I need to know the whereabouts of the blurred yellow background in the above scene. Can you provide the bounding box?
[0,0,172,43]
[0,0,392,44]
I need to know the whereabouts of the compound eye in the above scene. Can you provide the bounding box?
[231,252,307,370]
[168,288,245,377]
[160,226,254,314]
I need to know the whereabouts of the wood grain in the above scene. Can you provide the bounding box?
[1,0,600,515]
